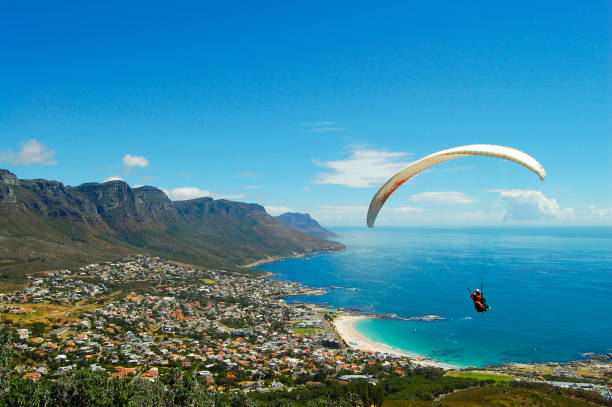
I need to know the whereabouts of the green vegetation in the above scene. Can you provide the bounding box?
[445,370,515,383]
[0,260,46,293]
[380,369,495,402]
[104,280,159,300]
[1,349,610,407]
[441,383,606,406]
[292,328,325,335]
[382,401,433,407]
[3,368,608,407]
[0,303,78,325]
[249,380,385,406]
[220,318,247,329]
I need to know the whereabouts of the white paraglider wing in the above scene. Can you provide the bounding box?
[366,144,546,227]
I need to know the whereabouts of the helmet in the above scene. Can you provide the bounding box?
[475,289,481,293]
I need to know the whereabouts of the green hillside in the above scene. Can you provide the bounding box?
[0,169,343,289]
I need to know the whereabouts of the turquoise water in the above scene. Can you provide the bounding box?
[258,227,612,367]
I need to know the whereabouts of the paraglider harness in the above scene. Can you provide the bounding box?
[468,283,490,313]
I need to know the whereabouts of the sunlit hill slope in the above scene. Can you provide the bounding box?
[0,169,343,287]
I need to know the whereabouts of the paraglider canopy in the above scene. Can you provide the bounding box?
[367,144,546,227]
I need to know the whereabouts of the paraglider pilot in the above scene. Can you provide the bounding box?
[471,288,489,313]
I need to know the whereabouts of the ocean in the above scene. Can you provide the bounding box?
[258,227,612,367]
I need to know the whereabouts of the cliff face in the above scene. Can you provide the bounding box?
[0,170,18,206]
[0,170,18,184]
[0,169,343,279]
[134,186,174,216]
[276,212,338,239]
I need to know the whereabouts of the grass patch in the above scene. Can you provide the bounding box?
[0,303,78,327]
[0,279,28,293]
[445,371,515,383]
[103,280,158,300]
[0,260,45,293]
[288,320,307,325]
[383,401,432,407]
[220,318,246,329]
[292,328,325,335]
[442,385,600,406]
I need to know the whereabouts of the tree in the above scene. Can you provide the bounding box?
[0,328,14,397]
[227,391,258,407]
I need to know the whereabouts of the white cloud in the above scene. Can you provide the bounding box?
[588,205,612,218]
[103,176,124,182]
[0,140,56,166]
[587,205,612,222]
[264,206,295,216]
[314,148,411,188]
[244,185,262,190]
[122,154,149,168]
[410,191,477,204]
[164,187,244,201]
[494,189,575,220]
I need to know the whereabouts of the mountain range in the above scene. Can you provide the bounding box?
[275,212,338,239]
[0,169,343,288]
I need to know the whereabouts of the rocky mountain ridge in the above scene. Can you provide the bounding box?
[0,169,343,285]
[276,212,338,239]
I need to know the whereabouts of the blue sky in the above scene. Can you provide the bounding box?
[1,1,610,226]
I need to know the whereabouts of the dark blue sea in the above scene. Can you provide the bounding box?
[258,227,612,367]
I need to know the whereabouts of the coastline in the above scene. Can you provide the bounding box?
[246,247,457,370]
[249,249,612,376]
[242,246,345,269]
[248,248,460,370]
[332,313,459,370]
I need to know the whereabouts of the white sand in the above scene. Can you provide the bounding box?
[332,314,457,370]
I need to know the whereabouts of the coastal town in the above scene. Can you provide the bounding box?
[0,255,414,391]
[0,255,610,400]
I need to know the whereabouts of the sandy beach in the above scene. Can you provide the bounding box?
[242,247,346,269]
[242,255,290,268]
[332,314,458,370]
